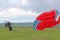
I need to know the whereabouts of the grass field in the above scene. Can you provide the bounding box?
[0,27,60,40]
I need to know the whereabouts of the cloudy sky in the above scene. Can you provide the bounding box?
[0,0,60,23]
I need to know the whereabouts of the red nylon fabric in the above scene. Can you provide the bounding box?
[36,10,60,30]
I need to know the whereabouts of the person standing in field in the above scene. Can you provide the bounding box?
[5,21,12,31]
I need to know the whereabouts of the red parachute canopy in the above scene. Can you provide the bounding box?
[33,9,60,30]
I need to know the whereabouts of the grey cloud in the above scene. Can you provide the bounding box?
[0,0,60,13]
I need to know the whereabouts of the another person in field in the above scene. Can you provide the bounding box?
[5,21,12,31]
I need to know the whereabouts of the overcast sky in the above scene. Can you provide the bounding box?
[0,0,60,23]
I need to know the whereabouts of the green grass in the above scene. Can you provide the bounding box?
[0,27,60,40]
